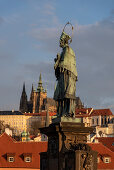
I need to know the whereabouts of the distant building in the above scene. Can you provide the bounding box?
[75,108,114,142]
[75,97,84,109]
[75,108,114,127]
[0,110,25,135]
[90,109,114,127]
[19,73,56,113]
[0,110,56,136]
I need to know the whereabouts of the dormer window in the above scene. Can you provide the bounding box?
[23,153,32,163]
[8,157,14,162]
[102,154,111,163]
[25,157,31,162]
[104,157,110,163]
[7,153,15,162]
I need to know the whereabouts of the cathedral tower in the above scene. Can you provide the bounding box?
[19,83,28,113]
[33,73,47,113]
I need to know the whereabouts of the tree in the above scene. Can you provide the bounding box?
[30,120,42,136]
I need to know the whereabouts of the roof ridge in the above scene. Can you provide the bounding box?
[89,143,114,154]
[0,132,16,142]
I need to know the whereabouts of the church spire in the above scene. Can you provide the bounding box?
[39,73,42,84]
[19,83,28,113]
[30,84,34,101]
[37,73,44,92]
[23,82,26,93]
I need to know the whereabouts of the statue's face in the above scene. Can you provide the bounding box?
[59,38,65,48]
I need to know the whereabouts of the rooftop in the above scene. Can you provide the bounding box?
[88,143,114,169]
[91,109,113,116]
[75,108,113,117]
[95,137,114,152]
[0,111,23,115]
[0,133,47,169]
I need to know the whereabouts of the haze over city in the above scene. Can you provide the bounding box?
[0,0,114,112]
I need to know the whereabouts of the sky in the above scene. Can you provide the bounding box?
[0,0,114,112]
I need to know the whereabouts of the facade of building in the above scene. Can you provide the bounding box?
[75,108,114,127]
[91,109,114,127]
[75,108,114,142]
[0,110,56,136]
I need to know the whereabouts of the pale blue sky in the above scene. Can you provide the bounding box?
[0,0,114,112]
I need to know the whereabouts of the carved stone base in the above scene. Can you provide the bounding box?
[40,122,97,170]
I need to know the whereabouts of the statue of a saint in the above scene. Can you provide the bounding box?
[54,22,78,116]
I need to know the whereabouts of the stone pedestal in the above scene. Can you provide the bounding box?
[40,120,97,170]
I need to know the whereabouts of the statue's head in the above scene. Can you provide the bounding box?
[59,31,71,48]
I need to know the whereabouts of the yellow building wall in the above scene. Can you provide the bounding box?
[0,114,52,135]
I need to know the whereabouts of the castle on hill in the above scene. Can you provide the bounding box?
[19,73,56,113]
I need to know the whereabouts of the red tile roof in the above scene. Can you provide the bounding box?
[1,133,114,169]
[88,143,114,169]
[24,111,56,116]
[91,109,113,116]
[95,137,114,152]
[75,108,93,117]
[0,133,47,169]
[75,108,113,117]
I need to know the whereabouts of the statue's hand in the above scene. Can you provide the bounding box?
[54,53,60,70]
[57,53,60,60]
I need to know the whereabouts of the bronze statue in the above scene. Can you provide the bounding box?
[54,22,78,116]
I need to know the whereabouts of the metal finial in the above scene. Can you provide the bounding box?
[63,22,74,44]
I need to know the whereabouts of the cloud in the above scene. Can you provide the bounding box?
[28,12,114,112]
[42,3,55,16]
[73,14,114,111]
[0,17,4,25]
[29,26,61,53]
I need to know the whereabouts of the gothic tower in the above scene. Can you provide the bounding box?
[33,73,47,113]
[19,74,48,113]
[19,83,28,113]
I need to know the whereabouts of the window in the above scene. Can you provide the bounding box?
[97,118,99,125]
[25,157,31,162]
[92,119,94,124]
[101,118,103,125]
[8,157,14,162]
[104,158,110,163]
[97,157,100,163]
[104,117,107,124]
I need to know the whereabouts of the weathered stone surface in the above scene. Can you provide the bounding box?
[40,122,97,170]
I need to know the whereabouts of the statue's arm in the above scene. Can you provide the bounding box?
[54,53,60,70]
